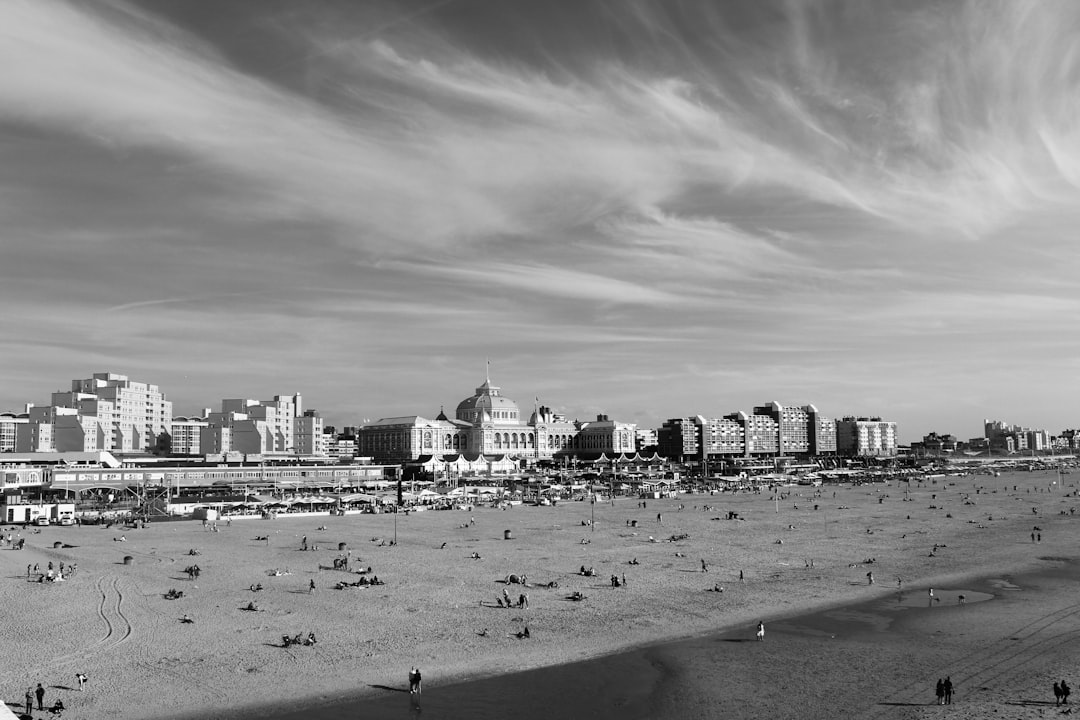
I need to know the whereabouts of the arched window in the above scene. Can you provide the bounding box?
[444,434,452,447]
[503,433,510,445]
[528,433,534,448]
[423,431,432,449]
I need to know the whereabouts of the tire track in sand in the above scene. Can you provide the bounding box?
[49,575,132,670]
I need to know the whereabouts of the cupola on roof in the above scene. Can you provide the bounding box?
[456,376,521,424]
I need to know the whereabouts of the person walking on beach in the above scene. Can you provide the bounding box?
[76,672,87,691]
[409,667,422,694]
[701,558,708,573]
[1062,680,1071,705]
[1055,682,1063,706]
[867,571,874,585]
[756,621,765,641]
[309,578,316,594]
[935,679,944,705]
[944,676,953,704]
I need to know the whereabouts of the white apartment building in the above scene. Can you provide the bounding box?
[16,373,172,455]
[0,411,27,453]
[49,373,172,453]
[202,394,326,457]
[169,416,209,456]
[836,417,898,457]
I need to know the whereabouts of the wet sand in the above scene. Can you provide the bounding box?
[251,559,1080,720]
[2,467,1078,719]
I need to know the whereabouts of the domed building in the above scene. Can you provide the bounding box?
[357,373,636,464]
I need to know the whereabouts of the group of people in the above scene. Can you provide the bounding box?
[281,631,317,648]
[24,679,74,717]
[1054,679,1072,706]
[27,560,76,584]
[2,533,28,550]
[934,677,954,705]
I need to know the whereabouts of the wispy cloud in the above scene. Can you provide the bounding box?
[4,1,1080,438]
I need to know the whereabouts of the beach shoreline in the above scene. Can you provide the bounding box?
[3,468,1078,719]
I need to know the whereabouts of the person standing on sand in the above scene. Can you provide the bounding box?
[867,571,874,585]
[25,687,33,716]
[935,679,944,705]
[1055,681,1063,706]
[309,579,315,594]
[1062,680,1070,704]
[944,676,953,704]
[756,621,765,641]
[35,682,45,710]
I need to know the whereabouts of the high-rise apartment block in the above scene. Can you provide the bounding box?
[983,419,1051,453]
[169,416,208,456]
[16,373,172,454]
[658,403,878,460]
[0,411,27,452]
[835,417,898,457]
[200,393,325,457]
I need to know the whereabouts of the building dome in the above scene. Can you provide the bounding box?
[456,379,522,424]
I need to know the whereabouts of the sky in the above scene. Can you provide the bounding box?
[2,0,1079,443]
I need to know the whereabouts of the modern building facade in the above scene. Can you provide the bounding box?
[835,417,899,457]
[201,394,326,457]
[16,373,172,454]
[0,411,27,453]
[658,403,850,461]
[168,416,208,456]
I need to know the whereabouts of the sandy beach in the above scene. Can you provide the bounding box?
[3,467,1079,719]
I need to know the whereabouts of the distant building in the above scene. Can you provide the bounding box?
[657,417,702,460]
[0,411,27,453]
[357,375,634,464]
[634,428,658,453]
[201,393,325,457]
[658,404,839,461]
[1059,429,1080,451]
[984,418,1051,453]
[835,417,898,457]
[168,416,208,456]
[919,432,959,454]
[16,373,172,455]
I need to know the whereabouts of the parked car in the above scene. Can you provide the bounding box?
[34,517,50,527]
